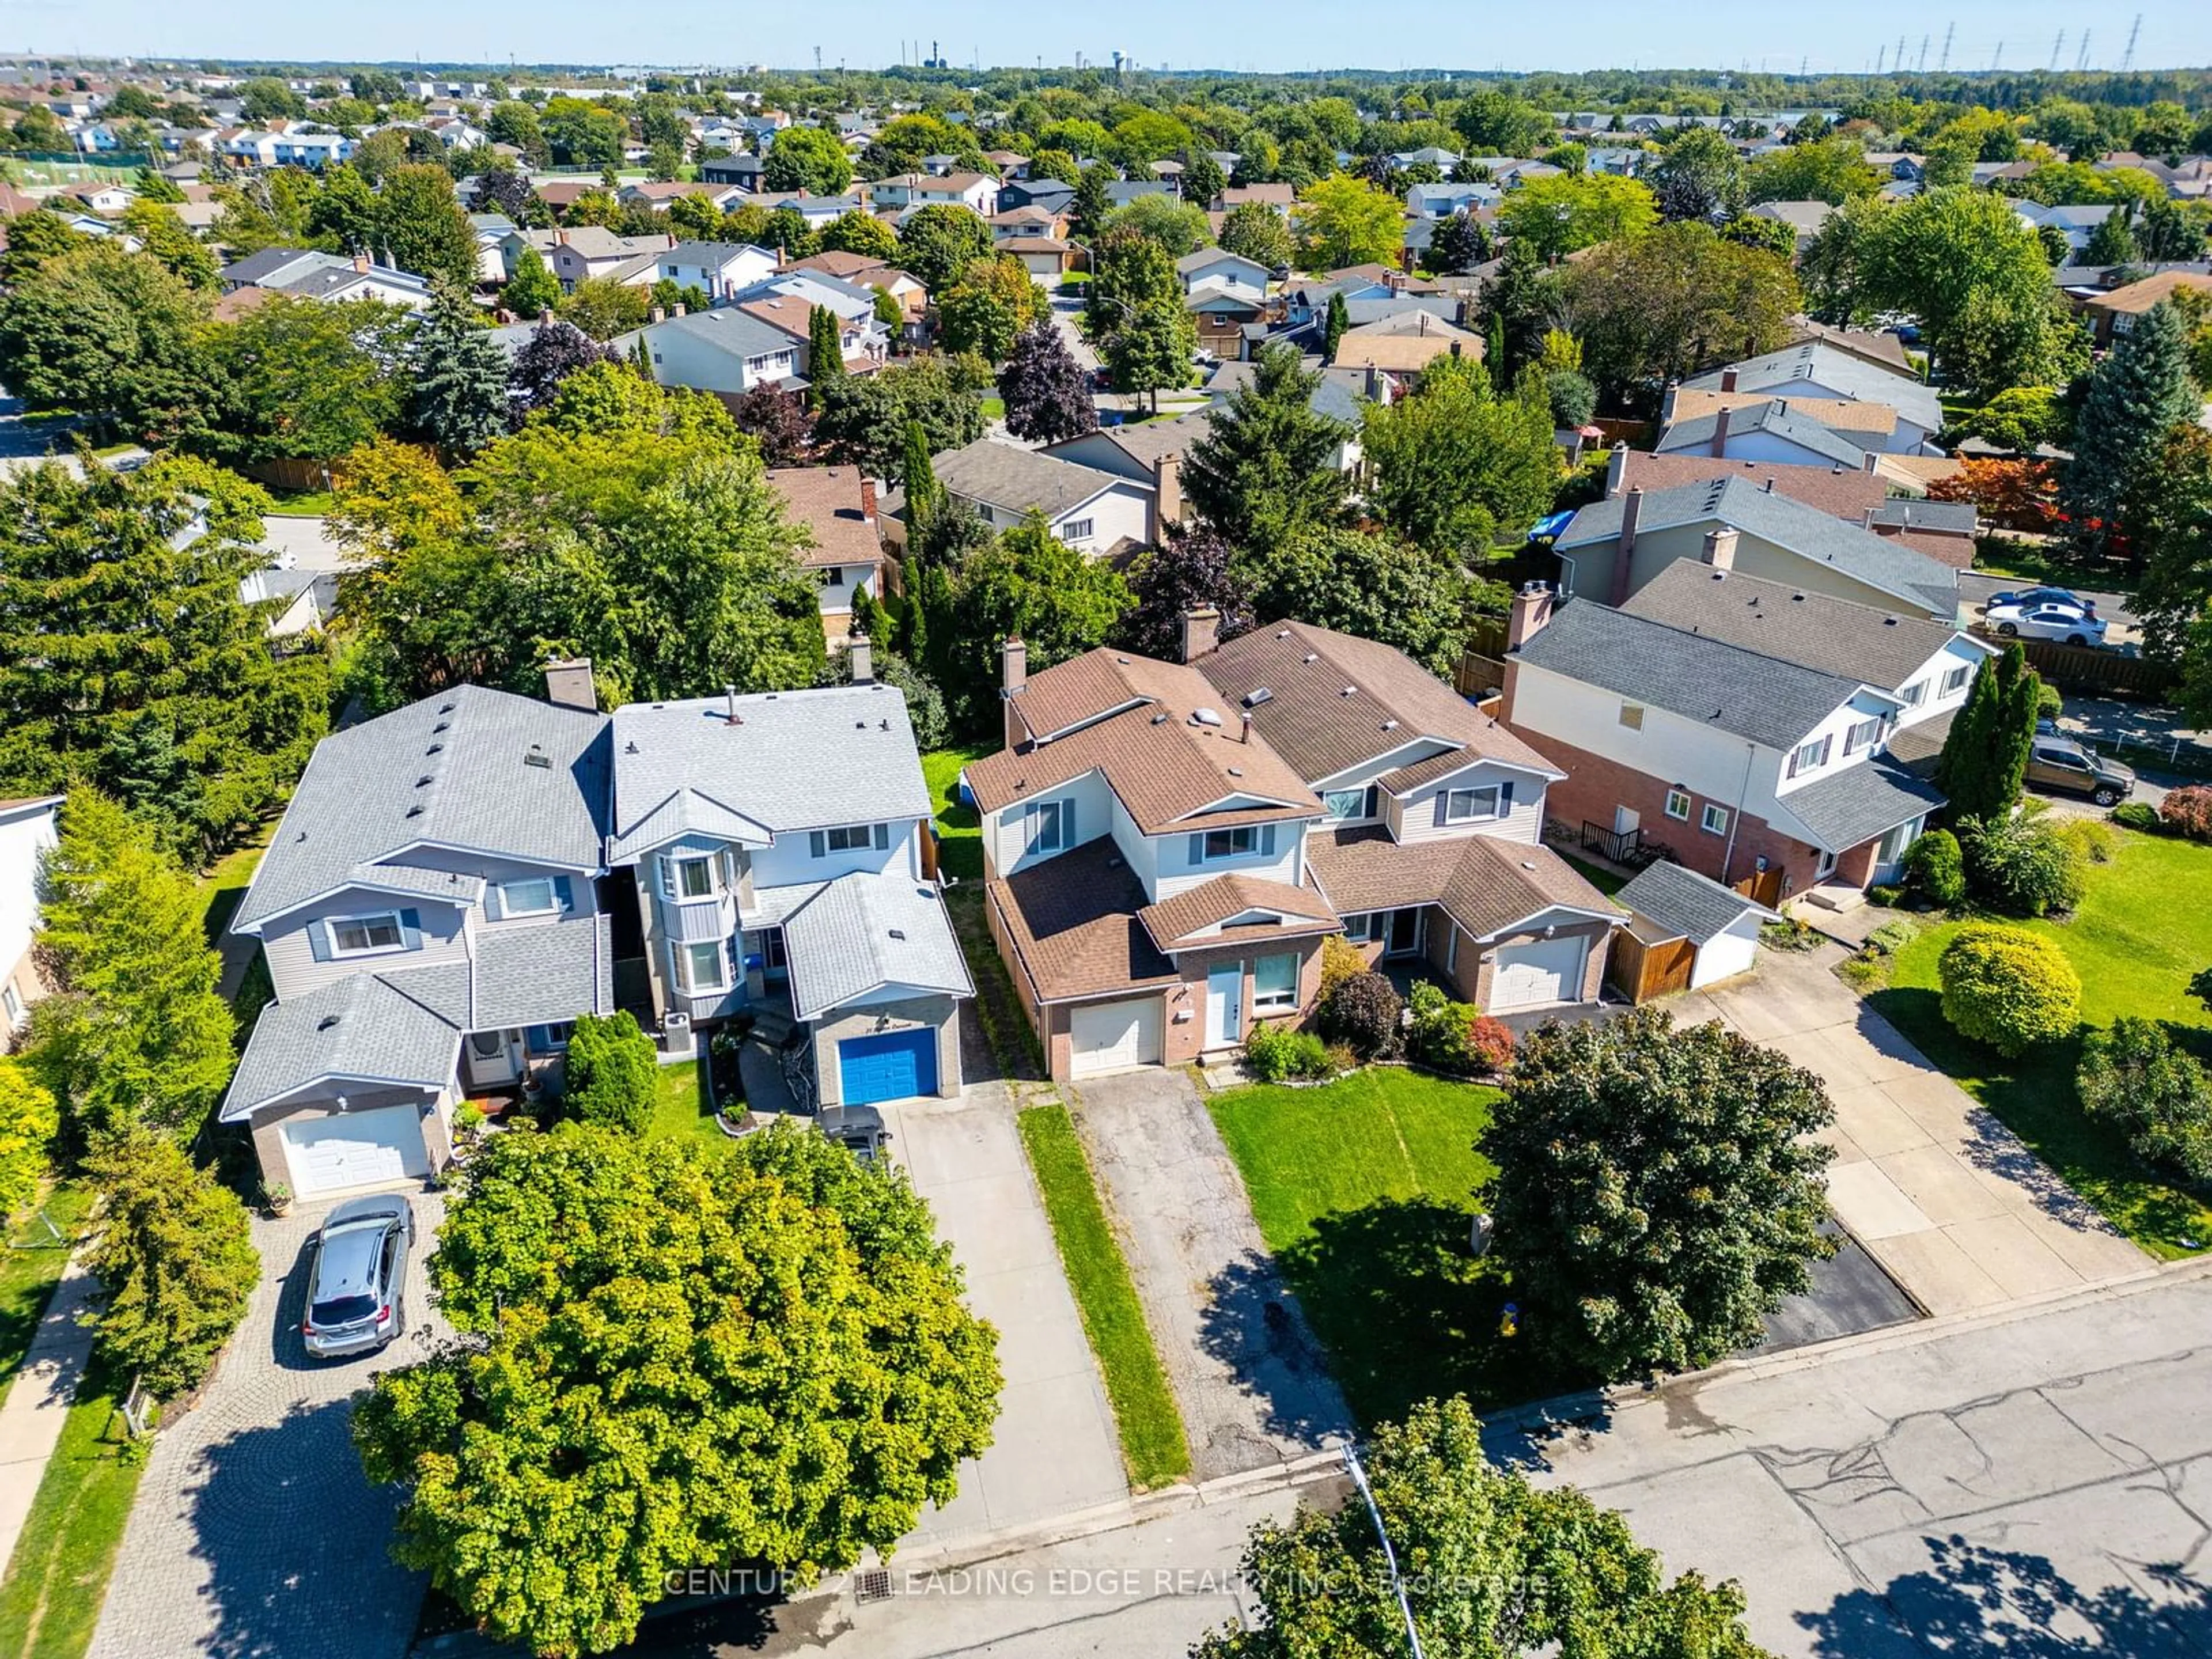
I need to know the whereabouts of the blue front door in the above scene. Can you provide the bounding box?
[838,1028,938,1106]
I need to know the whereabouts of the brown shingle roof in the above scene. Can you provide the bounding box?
[767,467,880,570]
[1138,873,1339,953]
[1608,452,1888,524]
[2085,271,2212,316]
[1197,620,1563,788]
[1305,827,1622,941]
[989,841,1178,1002]
[967,649,1319,835]
[1671,387,1900,437]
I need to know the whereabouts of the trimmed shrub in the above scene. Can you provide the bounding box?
[1317,969,1403,1060]
[1465,1015,1516,1073]
[563,1010,659,1132]
[2159,785,2212,842]
[1957,810,2085,917]
[1904,828,1965,907]
[1938,924,2082,1057]
[2058,817,2118,865]
[1317,934,1366,1003]
[1405,981,1515,1077]
[1866,917,1921,956]
[1244,1023,1332,1082]
[1867,884,1904,907]
[2077,1017,2212,1181]
[2111,801,2161,832]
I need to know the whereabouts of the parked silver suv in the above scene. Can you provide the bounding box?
[302,1194,415,1359]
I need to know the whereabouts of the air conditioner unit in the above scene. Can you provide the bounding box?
[662,1010,696,1061]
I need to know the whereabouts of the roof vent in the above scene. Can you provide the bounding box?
[1116,655,1130,664]
[1883,617,1897,626]
[1243,687,1273,707]
[416,775,434,787]
[1151,710,1171,725]
[1275,627,1291,638]
[432,721,450,734]
[438,702,456,714]
[1303,652,1319,664]
[406,804,425,817]
[625,740,639,753]
[317,1014,341,1032]
[1521,861,1536,871]
[1227,766,1243,777]
[888,927,906,941]
[1340,685,1357,698]
[524,744,552,770]
[1190,707,1224,728]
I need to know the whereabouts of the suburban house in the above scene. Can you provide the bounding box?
[971,613,1619,1082]
[501,226,668,292]
[698,152,768,190]
[1745,199,1835,249]
[870,171,999,214]
[929,440,1156,557]
[215,248,433,310]
[767,465,885,645]
[1176,247,1271,297]
[781,251,930,334]
[2012,200,2119,255]
[1502,561,1978,906]
[1043,411,1207,544]
[1,796,62,1048]
[656,240,779,304]
[618,307,803,398]
[619,179,748,214]
[734,271,894,369]
[1654,397,1881,472]
[1188,283,1269,357]
[2082,270,2212,344]
[1679,343,1944,454]
[221,669,968,1200]
[1328,315,1482,380]
[1202,359,1376,473]
[1406,181,1499,219]
[1551,475,1961,622]
[1601,445,1891,522]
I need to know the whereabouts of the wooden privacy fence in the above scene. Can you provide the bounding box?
[1734,867,1785,909]
[1969,629,2180,702]
[1608,930,1695,1003]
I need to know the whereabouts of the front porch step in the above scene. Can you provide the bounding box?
[749,1007,798,1046]
[1800,882,1868,914]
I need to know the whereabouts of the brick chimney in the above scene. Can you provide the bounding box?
[1153,453,1183,540]
[858,476,878,522]
[1709,404,1732,458]
[1506,581,1553,649]
[1720,366,1738,392]
[1000,635,1028,749]
[1611,487,1643,605]
[849,631,873,684]
[1660,380,1680,422]
[1863,450,1879,474]
[1181,605,1221,664]
[352,252,370,274]
[543,657,597,712]
[1702,527,1739,570]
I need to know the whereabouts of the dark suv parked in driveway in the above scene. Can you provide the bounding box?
[2025,737,2135,808]
[302,1194,414,1359]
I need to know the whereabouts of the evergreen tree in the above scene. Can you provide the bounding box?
[805,304,846,400]
[2137,196,2202,264]
[1181,343,1354,547]
[1478,237,1554,383]
[2061,301,2198,560]
[1934,643,2041,824]
[899,548,929,664]
[1323,290,1349,362]
[901,421,940,527]
[410,285,513,457]
[2080,207,2138,268]
[1069,164,1113,244]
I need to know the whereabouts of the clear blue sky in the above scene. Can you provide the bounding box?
[13,2,2211,79]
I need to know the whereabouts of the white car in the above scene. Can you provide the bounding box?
[1985,602,2107,646]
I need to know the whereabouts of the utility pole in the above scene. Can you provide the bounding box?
[2120,14,2142,73]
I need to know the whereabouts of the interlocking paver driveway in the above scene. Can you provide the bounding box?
[89,1192,445,1659]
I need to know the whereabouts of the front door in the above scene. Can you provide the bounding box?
[1206,964,1244,1048]
[1385,907,1422,958]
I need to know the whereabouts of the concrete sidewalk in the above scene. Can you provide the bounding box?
[0,1248,99,1577]
[1676,946,2148,1315]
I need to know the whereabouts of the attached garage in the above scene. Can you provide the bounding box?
[281,1105,431,1198]
[1489,935,1589,1010]
[1069,995,1163,1078]
[836,1027,940,1106]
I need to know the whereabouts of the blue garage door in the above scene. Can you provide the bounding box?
[838,1028,938,1106]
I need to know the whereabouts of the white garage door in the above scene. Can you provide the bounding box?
[282,1105,429,1198]
[1069,997,1163,1078]
[1490,937,1588,1010]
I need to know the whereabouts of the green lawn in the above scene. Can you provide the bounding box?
[196,827,273,947]
[646,1060,725,1146]
[1560,854,1627,897]
[1209,1069,1558,1427]
[0,1350,150,1659]
[262,489,337,517]
[0,1184,94,1413]
[980,396,1006,420]
[1017,1103,1190,1488]
[1869,831,2212,1258]
[922,745,991,881]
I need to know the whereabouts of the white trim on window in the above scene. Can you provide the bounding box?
[1252,952,1298,1012]
[1787,735,1832,778]
[1843,716,1884,755]
[1200,825,1260,862]
[328,912,405,956]
[498,877,560,916]
[1941,664,1972,694]
[1664,788,1691,821]
[676,856,714,899]
[1700,804,1730,836]
[679,940,728,993]
[1899,680,1927,707]
[1443,784,1501,823]
[1062,516,1095,543]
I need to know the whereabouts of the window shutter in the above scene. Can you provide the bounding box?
[307,919,332,963]
[1786,750,1800,779]
[1262,823,1277,856]
[1498,780,1514,816]
[1435,791,1450,827]
[873,822,889,851]
[1061,799,1075,848]
[1188,832,1205,865]
[399,908,423,950]
[483,883,505,921]
[657,858,675,899]
[809,830,827,858]
[1363,785,1378,819]
[553,876,575,912]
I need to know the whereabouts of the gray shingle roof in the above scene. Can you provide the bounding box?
[1616,860,1776,946]
[607,684,931,862]
[1513,600,1865,751]
[1777,756,1948,851]
[619,305,801,365]
[1868,499,1978,533]
[221,968,465,1120]
[781,869,972,1018]
[472,916,616,1031]
[931,438,1122,520]
[1681,342,1942,434]
[237,687,611,931]
[1656,400,1869,468]
[1557,475,1959,619]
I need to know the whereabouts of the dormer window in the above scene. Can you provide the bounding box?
[660,855,715,900]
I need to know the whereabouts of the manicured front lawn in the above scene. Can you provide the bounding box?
[1209,1069,1559,1427]
[1017,1103,1190,1488]
[921,744,991,881]
[0,1184,94,1412]
[1868,831,2212,1258]
[646,1060,725,1146]
[0,1350,150,1659]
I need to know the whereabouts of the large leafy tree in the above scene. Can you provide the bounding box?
[1216,200,1295,271]
[1103,192,1214,257]
[813,353,987,478]
[119,199,220,290]
[1196,1395,1775,1659]
[2061,301,2198,561]
[375,162,480,291]
[0,241,213,444]
[728,381,816,467]
[1117,524,1255,660]
[506,317,611,425]
[25,791,237,1143]
[1294,172,1406,270]
[1453,92,1555,157]
[1745,136,1884,205]
[0,1059,58,1225]
[819,207,899,259]
[1237,525,1481,676]
[307,162,380,253]
[1560,221,1802,397]
[1863,187,2067,393]
[1362,354,1558,555]
[0,460,327,855]
[200,293,415,463]
[896,203,993,293]
[501,245,562,317]
[1092,228,1196,414]
[762,124,854,196]
[1427,209,1491,275]
[1934,642,2041,823]
[1487,1008,1835,1379]
[1498,173,1658,262]
[954,512,1134,678]
[1181,344,1352,547]
[998,320,1096,445]
[2134,427,2212,722]
[936,254,1046,362]
[409,286,513,457]
[1650,126,1747,222]
[354,1122,1000,1657]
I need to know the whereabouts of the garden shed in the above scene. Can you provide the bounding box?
[1609,861,1779,999]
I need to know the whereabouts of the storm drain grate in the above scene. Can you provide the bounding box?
[853,1568,895,1605]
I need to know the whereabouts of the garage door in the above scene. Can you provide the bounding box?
[282,1105,429,1198]
[838,1028,938,1106]
[1491,937,1588,1010]
[1069,997,1162,1078]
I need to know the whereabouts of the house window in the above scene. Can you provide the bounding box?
[1252,953,1298,1013]
[1062,517,1094,543]
[1027,799,1071,853]
[675,857,715,899]
[1322,786,1376,821]
[1899,680,1927,708]
[1787,735,1832,778]
[1700,804,1730,836]
[819,566,844,587]
[1,983,21,1028]
[526,1020,575,1051]
[823,823,879,854]
[1941,664,1972,695]
[1843,717,1884,755]
[328,912,404,955]
[1618,702,1645,730]
[1664,788,1691,821]
[498,877,560,916]
[1201,825,1259,861]
[1342,912,1379,943]
[679,940,728,993]
[1444,785,1501,823]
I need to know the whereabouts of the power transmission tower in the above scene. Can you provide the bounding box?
[2050,31,2065,70]
[1992,41,2003,70]
[1940,24,1953,71]
[2076,29,2092,70]
[1898,35,1909,73]
[1876,45,1887,74]
[1917,33,1930,73]
[2120,14,2142,72]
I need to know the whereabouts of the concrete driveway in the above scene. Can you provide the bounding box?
[1957,573,2138,647]
[1071,1069,1350,1482]
[877,1084,1128,1545]
[1677,946,2149,1316]
[90,1194,446,1659]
